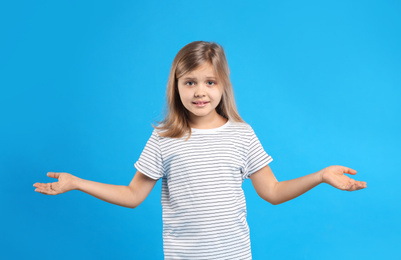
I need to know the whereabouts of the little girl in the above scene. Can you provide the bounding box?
[34,41,367,260]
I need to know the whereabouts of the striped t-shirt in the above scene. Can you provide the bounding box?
[134,120,273,259]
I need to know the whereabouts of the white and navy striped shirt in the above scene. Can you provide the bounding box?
[134,120,273,259]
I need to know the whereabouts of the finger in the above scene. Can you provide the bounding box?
[348,181,366,191]
[33,183,48,189]
[345,178,359,190]
[47,172,60,179]
[353,181,366,189]
[358,181,367,189]
[35,183,56,195]
[341,166,357,175]
[36,189,55,195]
[347,182,355,191]
[34,184,50,194]
[35,188,49,194]
[344,181,357,191]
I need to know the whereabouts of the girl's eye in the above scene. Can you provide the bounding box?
[207,81,215,86]
[186,81,195,86]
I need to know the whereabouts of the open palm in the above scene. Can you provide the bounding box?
[33,172,77,195]
[320,165,367,191]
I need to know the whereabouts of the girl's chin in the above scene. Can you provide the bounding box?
[188,111,220,121]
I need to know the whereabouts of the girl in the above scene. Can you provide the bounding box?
[34,41,367,260]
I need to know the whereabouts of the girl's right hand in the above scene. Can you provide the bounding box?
[33,172,79,195]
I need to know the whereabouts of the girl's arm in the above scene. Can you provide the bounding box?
[33,171,157,209]
[250,165,367,205]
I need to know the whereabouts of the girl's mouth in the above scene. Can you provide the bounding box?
[192,101,209,107]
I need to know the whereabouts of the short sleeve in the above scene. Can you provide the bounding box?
[134,130,164,180]
[242,126,273,179]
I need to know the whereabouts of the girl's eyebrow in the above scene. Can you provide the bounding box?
[182,76,217,80]
[182,77,196,81]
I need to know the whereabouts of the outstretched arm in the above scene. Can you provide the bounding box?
[33,171,157,209]
[250,165,367,205]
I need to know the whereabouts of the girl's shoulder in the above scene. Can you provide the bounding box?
[227,120,254,132]
[226,121,263,140]
[151,126,167,138]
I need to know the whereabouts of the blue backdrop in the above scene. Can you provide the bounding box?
[1,0,400,259]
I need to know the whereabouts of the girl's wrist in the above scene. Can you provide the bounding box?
[71,175,83,191]
[316,169,325,184]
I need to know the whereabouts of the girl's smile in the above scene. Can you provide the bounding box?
[192,100,210,107]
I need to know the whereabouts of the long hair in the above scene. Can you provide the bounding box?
[155,41,244,138]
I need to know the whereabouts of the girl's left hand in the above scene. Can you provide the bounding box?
[319,166,367,191]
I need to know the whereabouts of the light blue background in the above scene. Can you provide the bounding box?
[1,0,400,259]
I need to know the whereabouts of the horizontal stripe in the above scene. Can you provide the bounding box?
[134,121,273,259]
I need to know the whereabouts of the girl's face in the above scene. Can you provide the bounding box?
[177,62,224,127]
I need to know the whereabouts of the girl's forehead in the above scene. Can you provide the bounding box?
[183,63,216,78]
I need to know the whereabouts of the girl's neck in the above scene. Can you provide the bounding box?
[189,113,228,130]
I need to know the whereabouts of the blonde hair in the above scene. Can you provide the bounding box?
[155,41,244,138]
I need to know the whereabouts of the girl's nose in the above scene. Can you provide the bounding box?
[194,85,206,97]
[194,91,206,97]
[194,92,205,98]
